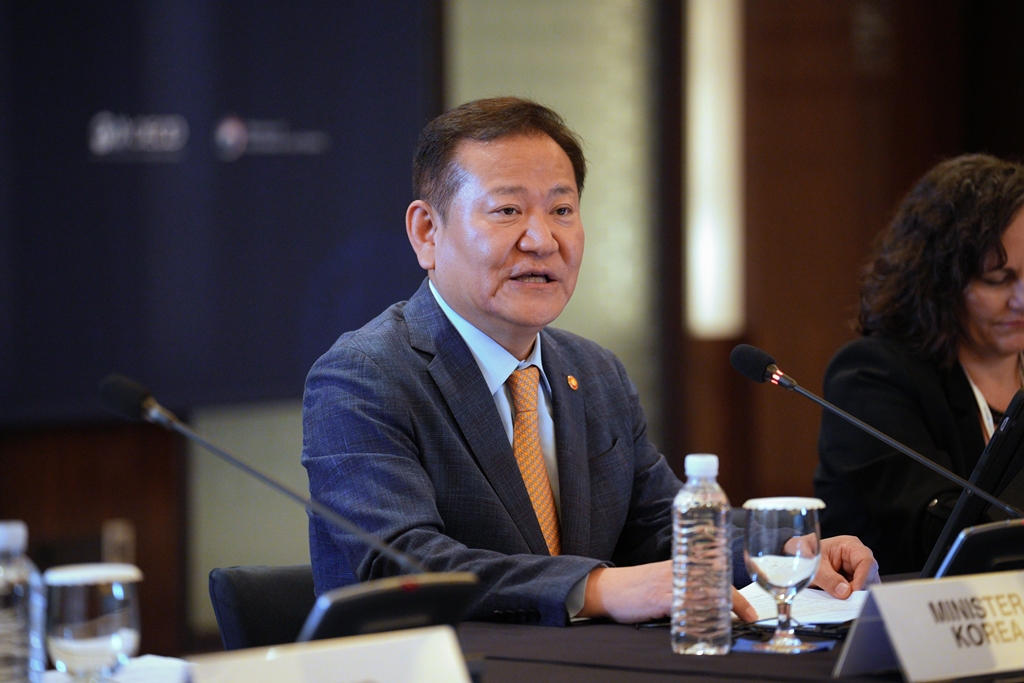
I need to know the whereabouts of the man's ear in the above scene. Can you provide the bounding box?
[406,199,440,271]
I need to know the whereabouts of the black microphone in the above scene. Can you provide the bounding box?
[99,374,178,428]
[729,344,797,389]
[98,374,479,639]
[728,345,1024,519]
[98,374,429,573]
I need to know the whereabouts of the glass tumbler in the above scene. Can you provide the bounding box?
[43,563,142,682]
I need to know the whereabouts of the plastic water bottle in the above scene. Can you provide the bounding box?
[0,521,45,682]
[671,454,732,655]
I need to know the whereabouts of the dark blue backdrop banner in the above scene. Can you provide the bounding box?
[0,1,441,425]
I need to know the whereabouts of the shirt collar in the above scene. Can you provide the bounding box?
[428,280,550,396]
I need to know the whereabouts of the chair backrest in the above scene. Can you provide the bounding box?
[208,564,316,650]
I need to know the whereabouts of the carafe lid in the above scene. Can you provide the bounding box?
[743,497,826,511]
[44,563,143,586]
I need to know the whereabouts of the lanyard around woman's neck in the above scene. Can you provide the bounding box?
[962,353,1024,441]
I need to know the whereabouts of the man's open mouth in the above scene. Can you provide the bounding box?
[513,274,551,283]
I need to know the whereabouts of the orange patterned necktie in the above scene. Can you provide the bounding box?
[506,366,561,556]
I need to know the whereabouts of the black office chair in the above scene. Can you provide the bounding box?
[208,564,317,650]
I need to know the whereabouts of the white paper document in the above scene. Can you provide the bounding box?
[739,583,867,625]
[43,655,189,683]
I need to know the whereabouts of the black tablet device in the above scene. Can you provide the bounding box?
[921,389,1024,577]
[296,572,480,642]
[934,518,1024,577]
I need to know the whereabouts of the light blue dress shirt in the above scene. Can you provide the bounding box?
[428,281,561,516]
[428,282,589,617]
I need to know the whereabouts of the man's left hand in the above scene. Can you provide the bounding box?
[811,535,879,599]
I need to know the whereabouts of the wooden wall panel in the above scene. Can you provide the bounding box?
[745,0,884,496]
[0,424,187,655]
[655,0,686,475]
[965,1,1024,161]
[672,0,969,502]
[741,0,966,497]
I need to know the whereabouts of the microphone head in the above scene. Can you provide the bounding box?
[98,374,152,421]
[730,344,777,383]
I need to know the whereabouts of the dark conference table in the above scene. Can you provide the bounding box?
[457,621,901,683]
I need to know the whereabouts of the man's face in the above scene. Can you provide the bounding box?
[425,134,584,358]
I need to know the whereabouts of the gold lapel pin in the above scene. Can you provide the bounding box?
[567,375,579,391]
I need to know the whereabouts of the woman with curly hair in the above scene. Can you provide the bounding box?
[815,154,1024,573]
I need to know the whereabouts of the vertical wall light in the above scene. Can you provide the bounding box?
[685,0,745,338]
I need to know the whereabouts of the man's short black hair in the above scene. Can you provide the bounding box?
[412,96,587,218]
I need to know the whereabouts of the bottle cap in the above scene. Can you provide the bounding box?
[0,521,28,553]
[684,454,719,477]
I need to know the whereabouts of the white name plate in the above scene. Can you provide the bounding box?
[188,625,470,683]
[834,570,1024,682]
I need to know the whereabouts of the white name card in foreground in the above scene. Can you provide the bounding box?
[188,625,470,683]
[834,570,1024,682]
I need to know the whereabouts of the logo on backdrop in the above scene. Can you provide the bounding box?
[89,111,189,160]
[214,116,331,161]
[88,112,331,162]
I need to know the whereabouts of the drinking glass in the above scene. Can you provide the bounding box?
[43,563,142,681]
[742,497,824,654]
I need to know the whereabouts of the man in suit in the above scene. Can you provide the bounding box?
[303,97,877,626]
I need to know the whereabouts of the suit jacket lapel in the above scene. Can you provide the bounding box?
[405,280,550,555]
[944,361,987,474]
[542,331,591,556]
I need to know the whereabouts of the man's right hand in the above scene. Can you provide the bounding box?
[576,562,758,624]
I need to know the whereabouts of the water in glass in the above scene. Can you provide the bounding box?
[43,564,141,682]
[743,497,824,654]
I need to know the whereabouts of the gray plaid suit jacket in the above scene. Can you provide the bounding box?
[302,280,689,626]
